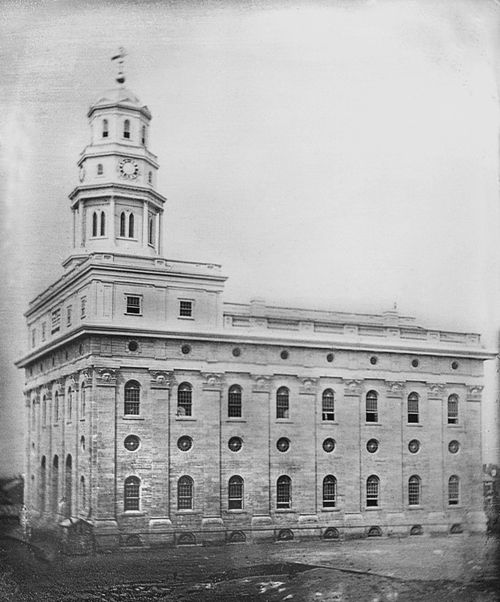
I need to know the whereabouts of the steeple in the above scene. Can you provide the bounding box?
[66,50,166,267]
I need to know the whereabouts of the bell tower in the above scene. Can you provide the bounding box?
[67,49,166,265]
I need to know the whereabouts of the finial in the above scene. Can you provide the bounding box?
[111,47,127,85]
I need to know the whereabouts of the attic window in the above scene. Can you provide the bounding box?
[123,119,130,139]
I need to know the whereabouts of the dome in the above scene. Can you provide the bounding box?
[88,86,151,119]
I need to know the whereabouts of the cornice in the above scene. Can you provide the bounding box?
[68,182,166,206]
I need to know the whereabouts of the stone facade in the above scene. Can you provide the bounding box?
[17,68,491,549]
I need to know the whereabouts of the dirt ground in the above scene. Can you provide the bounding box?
[0,533,498,601]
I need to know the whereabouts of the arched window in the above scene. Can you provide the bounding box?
[52,455,59,513]
[80,385,86,419]
[123,119,130,139]
[407,392,419,423]
[276,387,289,419]
[447,394,458,424]
[366,475,379,507]
[128,213,134,238]
[323,475,337,508]
[448,475,459,505]
[97,163,103,175]
[228,385,242,418]
[65,454,72,518]
[31,399,36,430]
[80,476,86,511]
[42,395,47,427]
[148,171,152,184]
[366,390,378,422]
[40,456,46,512]
[177,382,192,416]
[124,380,140,415]
[228,475,244,510]
[54,391,59,422]
[67,388,73,421]
[277,475,291,509]
[141,125,146,145]
[92,212,98,237]
[124,476,140,511]
[148,216,154,245]
[322,389,335,421]
[178,476,193,510]
[408,475,421,505]
[120,212,126,237]
[100,211,106,236]
[102,119,108,138]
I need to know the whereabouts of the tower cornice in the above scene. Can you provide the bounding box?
[69,183,167,208]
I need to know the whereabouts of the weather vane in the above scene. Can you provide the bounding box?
[111,47,127,85]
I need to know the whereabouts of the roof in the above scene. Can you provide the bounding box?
[87,86,151,119]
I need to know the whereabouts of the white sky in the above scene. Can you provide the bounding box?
[1,0,499,473]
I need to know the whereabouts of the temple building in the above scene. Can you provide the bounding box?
[17,56,492,549]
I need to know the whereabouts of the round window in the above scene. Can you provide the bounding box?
[177,436,192,452]
[326,353,335,363]
[322,438,336,453]
[232,347,241,357]
[277,437,290,452]
[448,440,460,454]
[280,350,289,360]
[366,439,379,453]
[228,436,243,452]
[411,358,419,368]
[451,361,459,370]
[124,435,140,452]
[128,340,139,352]
[370,356,378,365]
[408,439,420,454]
[181,344,191,355]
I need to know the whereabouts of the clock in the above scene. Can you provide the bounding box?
[79,166,86,182]
[118,158,139,179]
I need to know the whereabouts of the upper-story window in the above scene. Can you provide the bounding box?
[366,390,378,422]
[51,309,61,334]
[177,476,193,510]
[124,476,140,511]
[100,211,106,236]
[322,389,335,421]
[31,329,36,348]
[447,394,458,424]
[179,300,193,318]
[92,212,98,237]
[276,475,291,509]
[66,306,72,327]
[448,475,459,505]
[407,392,419,423]
[102,119,108,138]
[228,385,242,418]
[228,475,244,510]
[54,391,59,422]
[323,475,337,508]
[366,475,380,507]
[126,295,142,315]
[67,387,73,421]
[97,163,103,176]
[124,380,140,415]
[177,382,192,417]
[408,475,421,505]
[123,119,130,139]
[276,387,289,419]
[141,125,146,145]
[81,297,87,319]
[148,171,152,185]
[128,213,134,238]
[148,216,154,245]
[41,322,46,342]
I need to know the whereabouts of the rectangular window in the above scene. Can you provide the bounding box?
[31,329,36,348]
[51,309,61,334]
[81,297,87,319]
[66,305,72,327]
[366,400,378,422]
[126,295,142,315]
[179,300,193,318]
[41,322,46,342]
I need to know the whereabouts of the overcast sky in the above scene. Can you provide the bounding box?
[1,0,499,473]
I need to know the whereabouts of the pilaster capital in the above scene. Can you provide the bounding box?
[299,377,318,395]
[201,372,224,391]
[467,385,483,402]
[149,370,175,389]
[251,374,272,393]
[343,379,362,397]
[80,368,93,386]
[96,367,118,386]
[386,381,405,398]
[427,382,445,399]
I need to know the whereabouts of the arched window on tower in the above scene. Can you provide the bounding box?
[276,387,289,419]
[277,475,291,509]
[123,119,130,139]
[102,119,108,138]
[228,385,242,418]
[92,212,98,237]
[124,476,140,511]
[178,476,193,510]
[366,475,379,507]
[124,381,140,416]
[141,125,146,145]
[322,389,335,421]
[100,211,106,236]
[97,163,103,176]
[120,212,126,237]
[323,475,337,508]
[408,475,421,505]
[128,213,134,238]
[148,216,154,245]
[148,171,152,185]
[228,476,244,510]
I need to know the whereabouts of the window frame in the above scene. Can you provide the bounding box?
[124,380,140,416]
[177,475,193,510]
[228,475,244,510]
[321,388,335,421]
[447,394,459,425]
[124,476,140,511]
[178,299,194,319]
[448,475,459,506]
[228,384,242,418]
[407,392,419,424]
[125,295,142,316]
[102,119,109,138]
[276,475,291,509]
[408,475,421,506]
[366,475,380,507]
[276,386,290,419]
[123,119,130,140]
[322,475,337,508]
[365,390,378,423]
[177,382,193,417]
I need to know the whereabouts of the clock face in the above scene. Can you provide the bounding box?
[118,158,139,179]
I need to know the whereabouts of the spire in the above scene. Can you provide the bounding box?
[111,47,127,85]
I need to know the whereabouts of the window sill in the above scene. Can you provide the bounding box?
[121,511,146,517]
[408,505,422,510]
[175,416,196,421]
[178,316,194,321]
[320,421,338,425]
[275,419,293,423]
[226,418,246,423]
[175,510,198,515]
[364,422,382,426]
[365,506,380,510]
[274,509,296,513]
[124,313,143,317]
[226,509,247,514]
[406,423,422,427]
[123,416,144,421]
[117,236,139,242]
